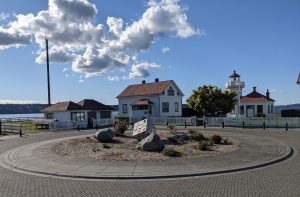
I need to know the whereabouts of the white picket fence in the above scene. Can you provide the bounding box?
[93,118,113,127]
[204,117,300,128]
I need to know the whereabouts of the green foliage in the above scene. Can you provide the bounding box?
[189,132,205,141]
[211,134,222,144]
[186,85,236,116]
[188,129,197,135]
[223,137,229,145]
[256,113,266,117]
[114,120,128,136]
[162,147,182,157]
[182,107,202,117]
[196,141,209,151]
[281,109,300,117]
[167,124,176,130]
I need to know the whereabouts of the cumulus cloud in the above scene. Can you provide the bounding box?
[128,62,161,79]
[161,47,170,53]
[0,0,201,80]
[0,99,46,104]
[0,12,10,20]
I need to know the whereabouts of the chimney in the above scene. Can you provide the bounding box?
[142,80,146,84]
[155,78,159,82]
[253,86,256,92]
[266,89,270,98]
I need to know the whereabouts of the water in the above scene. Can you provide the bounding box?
[0,113,44,119]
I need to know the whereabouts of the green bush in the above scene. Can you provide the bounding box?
[167,124,176,130]
[281,109,300,117]
[114,120,128,136]
[162,147,182,157]
[188,129,197,135]
[211,134,222,144]
[222,137,229,144]
[190,132,205,141]
[196,141,209,151]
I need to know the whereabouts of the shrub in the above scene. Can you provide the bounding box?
[223,137,229,144]
[167,124,176,130]
[211,134,222,144]
[188,129,197,135]
[190,132,205,141]
[114,120,128,136]
[162,147,182,157]
[196,141,209,151]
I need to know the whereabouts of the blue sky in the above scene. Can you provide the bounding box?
[0,0,299,105]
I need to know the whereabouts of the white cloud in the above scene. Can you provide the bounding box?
[0,12,10,20]
[128,62,161,79]
[0,0,201,80]
[161,47,170,53]
[78,79,84,83]
[106,76,120,81]
[0,99,46,104]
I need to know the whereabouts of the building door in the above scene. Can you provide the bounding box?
[87,111,96,128]
[246,105,255,118]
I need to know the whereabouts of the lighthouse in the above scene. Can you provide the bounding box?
[225,70,245,117]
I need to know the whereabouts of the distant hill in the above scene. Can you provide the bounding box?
[274,103,300,113]
[0,104,48,114]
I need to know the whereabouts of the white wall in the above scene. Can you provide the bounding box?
[49,111,88,121]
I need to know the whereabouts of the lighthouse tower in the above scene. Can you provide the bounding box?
[225,70,245,95]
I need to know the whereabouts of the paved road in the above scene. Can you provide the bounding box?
[0,128,299,197]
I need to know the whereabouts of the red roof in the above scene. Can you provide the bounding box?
[240,91,275,103]
[132,99,153,106]
[297,72,300,84]
[230,70,240,78]
[78,99,114,111]
[41,101,83,112]
[117,80,174,98]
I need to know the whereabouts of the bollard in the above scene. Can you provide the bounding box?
[242,121,245,129]
[0,120,2,134]
[19,130,22,137]
[166,122,168,126]
[185,121,187,128]
[204,121,206,128]
[77,125,80,132]
[222,121,225,129]
[96,124,98,130]
[263,122,266,130]
[286,123,288,131]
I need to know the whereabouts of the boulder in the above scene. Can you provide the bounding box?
[137,133,165,152]
[168,132,189,144]
[94,128,113,142]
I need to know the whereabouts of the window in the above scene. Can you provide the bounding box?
[132,106,148,110]
[240,106,244,115]
[71,112,85,121]
[175,102,179,112]
[271,104,273,114]
[257,105,263,114]
[122,104,128,114]
[162,102,169,113]
[268,105,270,114]
[168,87,174,96]
[46,113,53,119]
[100,111,111,119]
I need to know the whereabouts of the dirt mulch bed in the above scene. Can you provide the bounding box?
[51,130,240,161]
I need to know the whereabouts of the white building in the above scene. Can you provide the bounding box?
[117,78,184,121]
[226,71,275,118]
[41,99,114,128]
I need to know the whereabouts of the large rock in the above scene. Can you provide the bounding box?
[94,128,113,142]
[133,119,156,141]
[168,132,189,144]
[136,133,165,152]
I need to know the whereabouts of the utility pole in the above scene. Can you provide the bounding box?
[45,39,51,106]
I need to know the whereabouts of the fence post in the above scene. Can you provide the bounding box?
[185,121,187,129]
[222,121,225,129]
[77,125,80,132]
[263,122,266,130]
[19,130,22,137]
[96,124,98,130]
[285,123,288,131]
[0,119,2,134]
[166,121,168,126]
[242,121,245,129]
[204,121,206,128]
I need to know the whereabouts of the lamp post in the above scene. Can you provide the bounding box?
[45,39,51,106]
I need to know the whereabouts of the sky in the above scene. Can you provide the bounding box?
[0,0,299,106]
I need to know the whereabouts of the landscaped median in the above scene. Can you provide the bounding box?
[0,129,293,180]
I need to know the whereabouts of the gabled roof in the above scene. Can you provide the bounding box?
[117,80,184,98]
[297,72,300,84]
[78,99,114,111]
[41,101,83,112]
[240,91,275,103]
